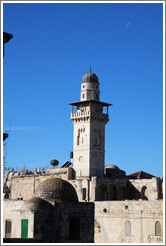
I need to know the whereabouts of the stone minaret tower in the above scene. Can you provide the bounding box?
[69,69,112,178]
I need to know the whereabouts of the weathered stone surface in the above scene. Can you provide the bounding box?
[35,178,78,203]
[94,200,163,243]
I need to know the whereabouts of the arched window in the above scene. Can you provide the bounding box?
[141,186,148,200]
[155,221,161,236]
[125,220,131,236]
[82,94,84,99]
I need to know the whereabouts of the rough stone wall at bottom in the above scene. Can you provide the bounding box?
[94,200,163,243]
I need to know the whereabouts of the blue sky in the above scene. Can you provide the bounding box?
[3,2,163,177]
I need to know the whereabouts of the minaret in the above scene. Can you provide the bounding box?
[69,69,112,178]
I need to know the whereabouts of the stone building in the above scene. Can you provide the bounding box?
[3,69,163,243]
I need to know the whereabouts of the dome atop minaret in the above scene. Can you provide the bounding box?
[82,68,99,83]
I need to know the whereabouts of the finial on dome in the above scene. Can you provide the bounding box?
[90,67,92,72]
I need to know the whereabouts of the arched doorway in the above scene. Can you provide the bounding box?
[141,186,148,200]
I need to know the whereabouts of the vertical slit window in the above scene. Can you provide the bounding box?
[82,188,86,200]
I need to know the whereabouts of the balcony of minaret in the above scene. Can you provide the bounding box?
[70,110,109,122]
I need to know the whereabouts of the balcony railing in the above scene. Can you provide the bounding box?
[71,110,108,120]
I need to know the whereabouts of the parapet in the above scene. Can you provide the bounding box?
[46,167,75,180]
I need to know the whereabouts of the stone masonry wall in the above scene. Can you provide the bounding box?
[4,200,94,243]
[3,200,34,239]
[10,173,74,200]
[54,202,94,243]
[130,177,160,200]
[94,200,163,243]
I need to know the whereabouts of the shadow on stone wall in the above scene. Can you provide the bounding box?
[126,182,148,200]
[96,180,149,201]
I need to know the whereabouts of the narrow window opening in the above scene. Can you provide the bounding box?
[82,188,86,200]
[77,136,79,145]
[77,130,80,145]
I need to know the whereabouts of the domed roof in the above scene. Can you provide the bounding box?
[35,178,78,203]
[24,197,54,211]
[82,68,99,83]
[105,164,120,170]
